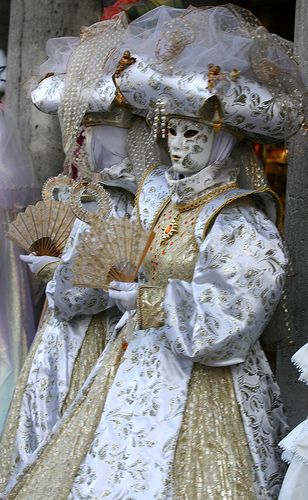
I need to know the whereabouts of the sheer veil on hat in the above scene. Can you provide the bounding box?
[118,5,304,142]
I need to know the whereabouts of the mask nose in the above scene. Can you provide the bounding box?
[171,132,184,152]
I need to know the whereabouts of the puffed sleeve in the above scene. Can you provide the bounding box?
[49,261,112,321]
[31,75,64,114]
[45,218,113,321]
[36,260,61,283]
[47,192,134,321]
[162,202,287,366]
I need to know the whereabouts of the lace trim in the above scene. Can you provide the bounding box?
[279,440,308,466]
[69,181,112,223]
[292,357,308,386]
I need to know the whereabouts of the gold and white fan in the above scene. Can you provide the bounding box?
[43,174,112,224]
[69,181,112,224]
[72,217,154,290]
[42,174,77,203]
[7,199,75,256]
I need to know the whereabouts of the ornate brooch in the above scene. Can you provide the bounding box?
[161,214,179,244]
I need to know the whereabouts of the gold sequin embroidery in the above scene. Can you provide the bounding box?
[173,364,255,500]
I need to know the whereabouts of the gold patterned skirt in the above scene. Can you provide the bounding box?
[174,363,255,499]
[61,312,107,413]
[5,315,255,499]
[0,310,107,494]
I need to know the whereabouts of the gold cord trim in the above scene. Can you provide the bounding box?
[136,286,143,329]
[201,187,282,240]
[150,195,172,232]
[260,187,283,230]
[177,183,238,212]
[150,184,239,245]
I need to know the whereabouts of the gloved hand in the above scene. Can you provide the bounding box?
[109,281,139,312]
[20,254,61,274]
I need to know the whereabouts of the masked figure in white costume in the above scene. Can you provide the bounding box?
[278,343,308,500]
[0,16,160,493]
[1,5,305,500]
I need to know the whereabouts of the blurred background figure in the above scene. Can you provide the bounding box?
[0,47,38,432]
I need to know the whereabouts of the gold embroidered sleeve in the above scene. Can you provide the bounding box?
[36,261,61,283]
[137,285,166,330]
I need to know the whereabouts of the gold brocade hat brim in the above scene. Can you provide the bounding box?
[117,55,303,142]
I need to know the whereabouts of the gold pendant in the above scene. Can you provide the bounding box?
[161,214,179,244]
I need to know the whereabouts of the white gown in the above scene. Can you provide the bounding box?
[279,343,308,500]
[0,177,134,494]
[1,158,288,500]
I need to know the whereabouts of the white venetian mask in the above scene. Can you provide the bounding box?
[167,117,215,176]
[0,49,7,94]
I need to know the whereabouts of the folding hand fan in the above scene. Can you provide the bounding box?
[72,217,154,290]
[7,199,75,256]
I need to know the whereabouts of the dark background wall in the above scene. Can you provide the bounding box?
[185,0,295,40]
[0,0,10,50]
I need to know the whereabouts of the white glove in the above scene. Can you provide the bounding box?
[109,281,139,312]
[20,254,60,274]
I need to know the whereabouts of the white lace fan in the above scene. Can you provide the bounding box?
[72,217,154,290]
[7,199,75,256]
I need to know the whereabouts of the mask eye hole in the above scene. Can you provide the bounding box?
[184,129,199,138]
[168,127,176,136]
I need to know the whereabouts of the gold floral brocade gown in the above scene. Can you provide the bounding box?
[140,199,256,500]
[3,170,287,499]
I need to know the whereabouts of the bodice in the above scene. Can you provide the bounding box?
[143,200,201,286]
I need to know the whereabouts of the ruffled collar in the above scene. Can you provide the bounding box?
[165,158,238,206]
[99,157,137,194]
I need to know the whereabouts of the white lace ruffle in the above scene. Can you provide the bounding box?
[292,343,308,385]
[279,419,308,465]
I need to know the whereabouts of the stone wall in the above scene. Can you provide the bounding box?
[276,0,308,427]
[6,0,103,186]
